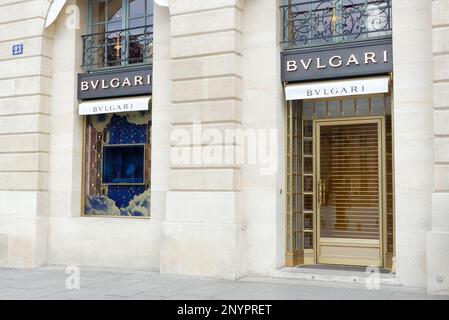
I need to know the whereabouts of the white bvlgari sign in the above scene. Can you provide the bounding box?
[79,97,150,115]
[285,76,390,101]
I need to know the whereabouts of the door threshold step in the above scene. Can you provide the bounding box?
[272,266,401,287]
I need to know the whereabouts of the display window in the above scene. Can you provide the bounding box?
[83,111,151,217]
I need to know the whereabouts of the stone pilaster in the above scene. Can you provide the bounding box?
[0,0,51,267]
[240,0,285,275]
[160,0,246,279]
[392,0,434,288]
[151,2,171,223]
[428,0,449,295]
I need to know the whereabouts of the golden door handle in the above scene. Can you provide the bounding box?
[319,179,326,207]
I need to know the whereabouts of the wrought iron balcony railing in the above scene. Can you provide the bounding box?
[281,0,392,50]
[82,25,153,72]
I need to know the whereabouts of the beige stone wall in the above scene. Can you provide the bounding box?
[0,0,174,272]
[0,0,447,295]
[0,0,52,267]
[392,0,434,288]
[428,0,449,295]
[151,1,171,224]
[241,0,285,275]
[160,0,247,279]
[159,0,285,279]
[45,0,162,270]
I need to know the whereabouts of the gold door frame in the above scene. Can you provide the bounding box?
[314,117,387,267]
[284,93,395,269]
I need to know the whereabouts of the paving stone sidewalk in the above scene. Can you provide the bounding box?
[0,266,447,300]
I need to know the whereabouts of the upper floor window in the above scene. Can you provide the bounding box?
[83,0,153,71]
[281,0,392,50]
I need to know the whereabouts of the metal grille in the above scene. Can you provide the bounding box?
[286,101,303,266]
[281,0,392,49]
[386,115,394,262]
[319,123,380,240]
[285,94,394,267]
[86,120,108,197]
[82,25,153,71]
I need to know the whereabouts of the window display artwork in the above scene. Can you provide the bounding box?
[103,145,145,184]
[84,111,151,217]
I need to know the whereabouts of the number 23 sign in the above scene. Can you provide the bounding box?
[12,44,24,56]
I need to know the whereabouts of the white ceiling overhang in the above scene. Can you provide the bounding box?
[154,0,169,7]
[45,0,68,28]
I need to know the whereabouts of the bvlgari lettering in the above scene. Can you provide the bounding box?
[301,59,312,70]
[329,56,343,68]
[365,52,377,64]
[306,85,365,97]
[285,49,390,73]
[346,54,360,66]
[287,60,298,72]
[101,79,109,89]
[81,75,151,91]
[317,57,327,69]
[284,77,389,100]
[135,76,143,85]
[110,78,120,88]
[92,103,133,114]
[281,42,393,82]
[122,77,132,87]
[78,67,153,100]
[79,96,150,115]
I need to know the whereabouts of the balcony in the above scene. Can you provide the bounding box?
[82,25,153,72]
[281,0,392,50]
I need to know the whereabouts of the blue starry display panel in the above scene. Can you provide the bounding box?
[103,145,145,184]
[84,112,151,217]
[110,114,148,144]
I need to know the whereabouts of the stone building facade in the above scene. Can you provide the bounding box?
[0,0,448,295]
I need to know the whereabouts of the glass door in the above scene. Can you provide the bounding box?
[316,119,384,267]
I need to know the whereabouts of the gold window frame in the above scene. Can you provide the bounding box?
[285,90,396,270]
[80,114,152,219]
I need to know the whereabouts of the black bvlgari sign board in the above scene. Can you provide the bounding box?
[281,40,393,83]
[78,66,152,100]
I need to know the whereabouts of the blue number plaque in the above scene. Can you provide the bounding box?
[12,44,24,56]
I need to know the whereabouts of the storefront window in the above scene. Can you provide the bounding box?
[83,111,152,217]
[84,0,153,70]
[285,94,394,266]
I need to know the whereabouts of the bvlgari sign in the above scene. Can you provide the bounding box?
[281,40,393,82]
[284,76,390,101]
[78,66,152,100]
[79,96,151,115]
